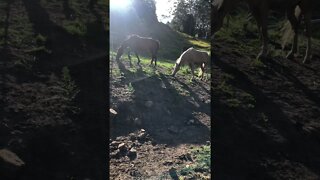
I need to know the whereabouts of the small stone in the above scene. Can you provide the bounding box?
[109,108,117,115]
[118,143,127,152]
[137,132,146,140]
[110,141,120,147]
[0,149,25,179]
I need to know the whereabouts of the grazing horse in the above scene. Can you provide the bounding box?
[172,47,210,80]
[116,35,160,66]
[212,0,312,63]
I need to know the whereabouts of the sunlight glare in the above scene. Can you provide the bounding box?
[110,0,132,10]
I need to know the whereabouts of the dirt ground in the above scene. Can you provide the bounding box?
[212,38,320,179]
[109,57,211,179]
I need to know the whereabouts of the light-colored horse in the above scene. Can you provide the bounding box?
[116,35,160,66]
[172,47,210,80]
[212,0,312,63]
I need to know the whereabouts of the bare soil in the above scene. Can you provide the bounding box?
[109,57,211,179]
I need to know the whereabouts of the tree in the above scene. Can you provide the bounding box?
[171,0,210,38]
[132,0,158,25]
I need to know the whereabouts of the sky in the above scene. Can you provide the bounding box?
[110,0,176,23]
[155,0,177,23]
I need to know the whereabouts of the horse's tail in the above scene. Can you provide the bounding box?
[281,6,301,50]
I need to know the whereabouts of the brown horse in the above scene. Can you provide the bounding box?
[116,35,160,66]
[212,0,312,63]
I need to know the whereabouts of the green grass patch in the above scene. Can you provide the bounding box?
[179,145,211,179]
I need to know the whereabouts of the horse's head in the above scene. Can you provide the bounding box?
[212,0,234,35]
[171,62,180,77]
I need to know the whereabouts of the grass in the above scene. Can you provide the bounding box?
[109,49,205,80]
[178,145,211,179]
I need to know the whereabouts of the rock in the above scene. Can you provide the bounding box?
[137,131,147,141]
[127,148,137,160]
[109,108,117,115]
[206,141,211,145]
[110,141,120,150]
[145,101,153,107]
[116,136,125,141]
[0,149,25,179]
[118,143,127,153]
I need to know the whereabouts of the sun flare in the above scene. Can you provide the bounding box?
[110,0,132,10]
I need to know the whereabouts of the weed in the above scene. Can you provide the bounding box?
[128,82,134,93]
[178,145,211,179]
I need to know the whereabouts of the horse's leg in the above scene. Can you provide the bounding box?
[128,50,132,66]
[286,6,300,60]
[189,63,195,81]
[200,63,205,80]
[303,12,312,63]
[154,55,157,67]
[134,51,140,64]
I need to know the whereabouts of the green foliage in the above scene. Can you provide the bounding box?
[171,0,210,38]
[179,145,211,178]
[128,82,135,93]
